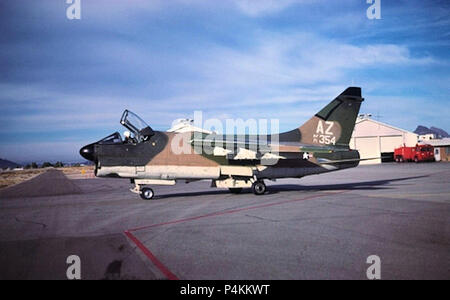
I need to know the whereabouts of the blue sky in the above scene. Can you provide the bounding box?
[0,0,449,163]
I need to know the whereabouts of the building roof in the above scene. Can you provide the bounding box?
[426,138,450,147]
[355,117,416,135]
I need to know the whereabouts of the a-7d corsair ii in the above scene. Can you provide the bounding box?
[80,87,366,200]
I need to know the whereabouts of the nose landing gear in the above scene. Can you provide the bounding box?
[130,181,155,200]
[140,187,154,200]
[130,179,177,200]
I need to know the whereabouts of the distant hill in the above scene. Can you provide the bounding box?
[430,127,449,138]
[414,126,449,138]
[0,159,21,169]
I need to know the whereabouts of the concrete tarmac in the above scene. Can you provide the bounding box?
[0,163,449,279]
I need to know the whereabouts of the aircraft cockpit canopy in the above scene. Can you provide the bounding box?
[120,110,154,143]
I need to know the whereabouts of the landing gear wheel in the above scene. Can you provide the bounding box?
[229,188,243,194]
[140,187,154,200]
[252,181,266,196]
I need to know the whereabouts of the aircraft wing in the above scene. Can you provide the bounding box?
[190,135,350,160]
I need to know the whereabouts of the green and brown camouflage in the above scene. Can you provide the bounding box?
[80,87,365,198]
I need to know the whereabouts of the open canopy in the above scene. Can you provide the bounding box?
[120,110,154,142]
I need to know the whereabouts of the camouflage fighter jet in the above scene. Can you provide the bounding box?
[80,87,367,200]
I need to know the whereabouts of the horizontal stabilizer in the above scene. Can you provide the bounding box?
[316,157,382,164]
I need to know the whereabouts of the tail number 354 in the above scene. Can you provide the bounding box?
[313,121,336,145]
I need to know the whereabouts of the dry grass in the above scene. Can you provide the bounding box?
[0,169,45,190]
[58,166,94,175]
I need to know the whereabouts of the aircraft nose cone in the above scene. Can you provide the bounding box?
[79,143,97,161]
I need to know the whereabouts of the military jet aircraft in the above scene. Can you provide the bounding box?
[80,87,367,200]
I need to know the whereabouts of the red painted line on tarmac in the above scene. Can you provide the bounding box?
[124,190,347,280]
[124,230,179,280]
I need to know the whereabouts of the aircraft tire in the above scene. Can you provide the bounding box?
[252,181,266,196]
[229,188,243,194]
[140,187,154,200]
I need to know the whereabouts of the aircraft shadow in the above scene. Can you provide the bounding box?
[153,175,428,200]
[266,175,428,194]
[155,189,231,200]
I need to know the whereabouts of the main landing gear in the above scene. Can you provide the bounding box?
[227,180,267,195]
[251,180,266,196]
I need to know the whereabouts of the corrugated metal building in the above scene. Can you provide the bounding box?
[350,116,419,164]
[427,138,450,162]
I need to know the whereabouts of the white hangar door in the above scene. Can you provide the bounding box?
[380,136,403,152]
[354,137,380,164]
[380,135,403,162]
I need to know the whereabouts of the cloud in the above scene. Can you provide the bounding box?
[231,0,308,16]
[187,33,435,93]
[0,31,436,135]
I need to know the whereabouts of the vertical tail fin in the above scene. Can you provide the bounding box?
[280,87,364,147]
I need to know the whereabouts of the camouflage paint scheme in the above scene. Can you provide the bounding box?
[81,87,364,192]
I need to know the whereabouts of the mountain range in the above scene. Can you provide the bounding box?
[414,126,449,138]
[0,159,22,169]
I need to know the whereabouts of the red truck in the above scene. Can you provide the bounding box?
[394,144,435,163]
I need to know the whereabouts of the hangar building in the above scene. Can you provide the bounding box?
[349,115,419,164]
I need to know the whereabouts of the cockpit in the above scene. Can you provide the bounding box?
[79,110,155,161]
[96,110,154,145]
[120,110,155,143]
